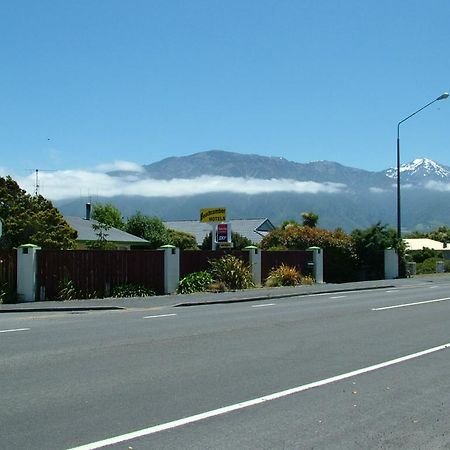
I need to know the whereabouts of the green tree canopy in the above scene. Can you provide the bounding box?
[301,212,319,228]
[166,228,198,250]
[125,212,169,249]
[91,202,125,230]
[0,176,77,249]
[351,223,403,278]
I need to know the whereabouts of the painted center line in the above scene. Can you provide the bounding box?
[330,295,346,299]
[143,314,177,319]
[372,297,450,311]
[66,342,450,450]
[0,328,30,334]
[252,303,276,308]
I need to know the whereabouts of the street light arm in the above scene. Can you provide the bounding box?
[397,92,449,136]
[397,98,439,136]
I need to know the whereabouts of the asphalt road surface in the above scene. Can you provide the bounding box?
[1,278,450,449]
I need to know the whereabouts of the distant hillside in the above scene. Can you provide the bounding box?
[59,151,450,232]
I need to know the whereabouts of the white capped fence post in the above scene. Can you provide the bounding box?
[384,248,399,279]
[244,246,261,286]
[160,245,180,294]
[17,244,41,303]
[307,247,324,284]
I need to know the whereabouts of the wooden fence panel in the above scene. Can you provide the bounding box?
[37,250,165,300]
[0,250,17,290]
[180,251,250,278]
[261,250,313,282]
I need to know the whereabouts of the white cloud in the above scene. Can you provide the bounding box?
[13,170,347,201]
[369,187,387,194]
[95,160,145,173]
[424,180,450,192]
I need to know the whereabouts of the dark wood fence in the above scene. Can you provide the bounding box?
[261,250,313,282]
[37,250,165,300]
[0,250,17,290]
[180,250,250,278]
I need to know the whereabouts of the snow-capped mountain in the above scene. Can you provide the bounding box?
[385,158,450,180]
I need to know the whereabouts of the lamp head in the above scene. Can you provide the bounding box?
[437,92,449,101]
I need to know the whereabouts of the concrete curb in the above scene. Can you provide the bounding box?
[174,285,396,307]
[0,306,125,313]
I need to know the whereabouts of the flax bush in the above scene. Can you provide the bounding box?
[265,264,301,287]
[208,255,255,290]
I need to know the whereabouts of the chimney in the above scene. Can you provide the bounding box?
[85,202,91,221]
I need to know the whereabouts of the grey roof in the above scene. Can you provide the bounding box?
[163,218,275,245]
[65,216,149,245]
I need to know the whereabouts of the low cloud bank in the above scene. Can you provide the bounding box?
[12,170,347,201]
[425,180,450,192]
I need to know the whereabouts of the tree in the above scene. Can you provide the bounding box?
[301,212,319,228]
[280,219,300,229]
[351,223,403,279]
[88,223,116,250]
[125,212,169,249]
[91,202,125,230]
[166,229,198,250]
[0,176,77,249]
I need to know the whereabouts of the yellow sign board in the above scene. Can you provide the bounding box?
[200,207,226,223]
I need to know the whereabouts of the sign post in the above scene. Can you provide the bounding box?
[200,208,227,250]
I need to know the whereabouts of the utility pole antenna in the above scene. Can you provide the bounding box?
[35,169,40,196]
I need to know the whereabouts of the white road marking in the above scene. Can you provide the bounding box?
[66,342,450,450]
[330,296,346,299]
[0,328,30,334]
[372,297,450,311]
[252,303,276,308]
[143,314,177,319]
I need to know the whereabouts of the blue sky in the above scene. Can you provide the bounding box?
[1,0,449,198]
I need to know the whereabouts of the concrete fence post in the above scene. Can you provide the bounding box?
[17,244,41,303]
[244,246,261,286]
[384,248,399,279]
[307,247,324,284]
[160,245,180,294]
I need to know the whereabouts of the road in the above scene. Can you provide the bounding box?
[1,278,450,449]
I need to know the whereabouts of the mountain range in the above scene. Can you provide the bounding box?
[58,150,450,232]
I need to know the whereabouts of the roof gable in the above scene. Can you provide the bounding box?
[65,216,149,244]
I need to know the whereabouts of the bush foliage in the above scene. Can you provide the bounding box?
[177,271,214,294]
[111,283,155,298]
[265,264,301,287]
[0,176,77,250]
[208,254,255,290]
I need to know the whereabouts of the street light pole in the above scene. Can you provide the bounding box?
[396,92,448,275]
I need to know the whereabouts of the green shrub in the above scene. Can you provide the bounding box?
[56,279,100,300]
[111,283,155,298]
[300,274,315,285]
[208,255,255,290]
[0,282,16,304]
[177,271,214,294]
[416,257,450,274]
[265,264,301,287]
[409,248,442,264]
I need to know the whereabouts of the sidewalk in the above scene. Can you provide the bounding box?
[0,278,413,313]
[3,274,450,313]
